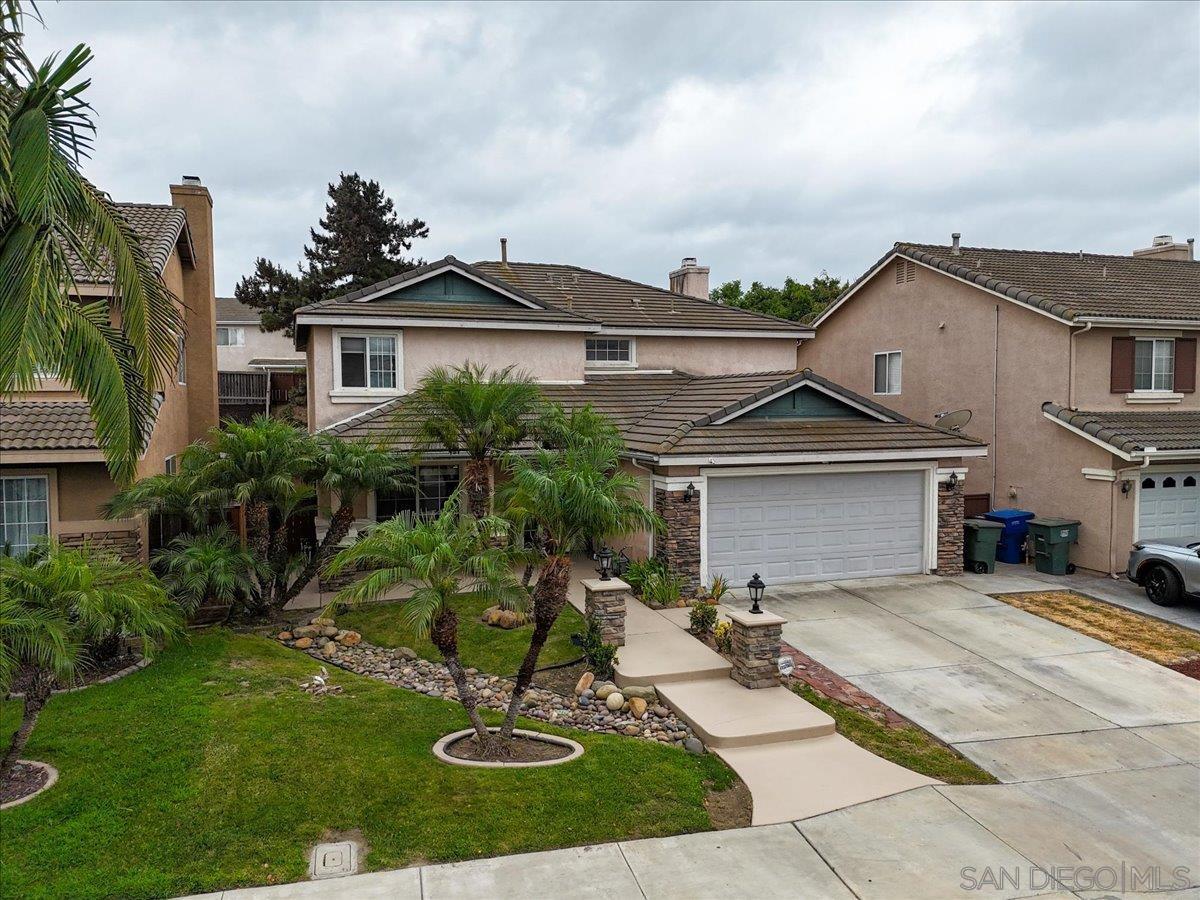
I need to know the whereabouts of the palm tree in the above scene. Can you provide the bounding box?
[1,4,183,483]
[496,413,660,741]
[325,494,525,749]
[282,434,412,604]
[0,541,182,782]
[154,528,261,617]
[397,364,543,518]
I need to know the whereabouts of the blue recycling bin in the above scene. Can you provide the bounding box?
[983,508,1036,564]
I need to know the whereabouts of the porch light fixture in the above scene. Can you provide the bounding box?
[747,573,765,614]
[947,472,959,489]
[683,482,696,502]
[615,549,630,578]
[596,546,614,581]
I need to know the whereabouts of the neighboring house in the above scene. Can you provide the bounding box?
[800,233,1199,576]
[0,178,220,560]
[215,297,306,421]
[294,252,985,590]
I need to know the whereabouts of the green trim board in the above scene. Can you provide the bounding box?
[743,385,870,420]
[375,271,513,305]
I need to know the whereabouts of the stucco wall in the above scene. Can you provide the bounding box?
[630,335,797,375]
[798,264,1132,573]
[217,326,304,372]
[1072,326,1200,410]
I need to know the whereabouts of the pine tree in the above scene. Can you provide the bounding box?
[234,258,307,336]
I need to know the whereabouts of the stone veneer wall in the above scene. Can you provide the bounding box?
[936,478,965,576]
[58,527,141,561]
[729,615,783,690]
[653,486,701,594]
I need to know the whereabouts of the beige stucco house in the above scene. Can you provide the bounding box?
[294,252,985,591]
[800,234,1199,576]
[0,178,220,560]
[215,297,306,419]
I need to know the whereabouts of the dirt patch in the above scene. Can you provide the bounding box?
[704,777,753,829]
[995,591,1200,667]
[446,733,574,763]
[530,659,587,696]
[1,762,50,806]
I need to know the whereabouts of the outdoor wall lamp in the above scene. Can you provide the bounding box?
[747,573,765,614]
[683,482,696,502]
[596,546,614,581]
[947,472,959,489]
[615,549,630,577]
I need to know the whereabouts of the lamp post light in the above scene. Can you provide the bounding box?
[615,549,630,578]
[596,546,614,581]
[747,573,765,614]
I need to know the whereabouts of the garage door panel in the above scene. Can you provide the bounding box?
[707,470,927,584]
[1139,472,1199,542]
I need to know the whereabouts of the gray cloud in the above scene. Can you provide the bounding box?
[28,0,1200,294]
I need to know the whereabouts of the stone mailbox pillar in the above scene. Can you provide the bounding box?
[727,608,787,689]
[582,577,630,648]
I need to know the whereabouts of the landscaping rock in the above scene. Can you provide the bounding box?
[574,671,595,696]
[652,705,670,718]
[684,737,705,755]
[321,642,338,658]
[605,691,625,711]
[336,631,362,647]
[622,684,658,702]
[395,647,417,660]
[594,682,617,700]
[322,626,339,638]
[310,616,335,628]
[622,724,641,736]
[293,625,320,639]
[293,637,314,649]
[629,697,647,718]
[277,631,293,642]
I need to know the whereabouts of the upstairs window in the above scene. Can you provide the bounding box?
[1134,338,1174,391]
[586,337,634,366]
[216,326,245,347]
[336,332,399,391]
[873,350,902,395]
[376,466,460,521]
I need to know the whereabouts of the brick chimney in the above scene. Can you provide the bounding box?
[1132,234,1195,261]
[669,257,710,300]
[169,176,219,441]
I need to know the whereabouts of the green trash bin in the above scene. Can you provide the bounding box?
[963,518,1004,574]
[1028,517,1080,575]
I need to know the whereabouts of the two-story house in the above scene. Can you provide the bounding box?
[293,250,985,591]
[215,297,306,421]
[800,234,1200,576]
[0,178,220,560]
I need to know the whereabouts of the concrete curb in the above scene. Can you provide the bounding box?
[0,760,59,810]
[432,728,584,768]
[5,657,151,701]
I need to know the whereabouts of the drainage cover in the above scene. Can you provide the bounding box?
[310,841,358,880]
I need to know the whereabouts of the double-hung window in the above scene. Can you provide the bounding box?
[586,338,634,367]
[1,475,49,556]
[375,466,460,522]
[216,326,245,347]
[1133,338,1174,392]
[873,351,902,395]
[336,332,400,392]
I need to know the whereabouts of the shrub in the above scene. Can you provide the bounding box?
[154,527,261,616]
[714,620,733,654]
[708,573,732,603]
[641,570,685,607]
[623,556,666,595]
[573,619,619,681]
[689,602,718,635]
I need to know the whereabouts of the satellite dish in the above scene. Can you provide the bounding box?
[935,409,973,432]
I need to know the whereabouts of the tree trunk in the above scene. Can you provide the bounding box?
[429,606,498,751]
[244,500,274,610]
[462,458,491,519]
[280,503,356,605]
[0,670,53,783]
[499,554,572,740]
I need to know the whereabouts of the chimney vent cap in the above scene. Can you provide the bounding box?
[681,256,698,267]
[1153,234,1174,246]
[181,175,202,186]
[950,232,961,255]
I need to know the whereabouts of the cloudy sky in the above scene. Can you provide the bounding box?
[27,0,1200,295]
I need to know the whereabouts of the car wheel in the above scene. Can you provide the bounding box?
[1144,564,1183,607]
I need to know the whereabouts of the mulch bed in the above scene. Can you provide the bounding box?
[1,762,49,806]
[780,640,912,728]
[1168,658,1200,681]
[446,733,573,763]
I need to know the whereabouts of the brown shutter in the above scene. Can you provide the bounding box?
[1176,338,1197,393]
[1110,336,1134,393]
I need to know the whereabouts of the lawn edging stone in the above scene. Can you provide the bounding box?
[0,760,59,810]
[432,728,585,768]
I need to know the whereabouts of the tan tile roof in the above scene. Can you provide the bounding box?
[327,369,983,461]
[65,203,190,283]
[0,401,99,450]
[474,260,810,333]
[1042,403,1200,454]
[890,243,1200,322]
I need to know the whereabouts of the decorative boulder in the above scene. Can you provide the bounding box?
[277,631,293,642]
[629,697,647,718]
[293,625,320,639]
[622,684,658,702]
[322,642,338,658]
[310,616,335,627]
[322,626,339,638]
[395,647,417,660]
[336,630,362,646]
[575,671,595,696]
[293,637,314,649]
[594,682,617,700]
[605,691,625,711]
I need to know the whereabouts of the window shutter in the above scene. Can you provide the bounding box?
[1110,337,1134,393]
[1176,338,1197,393]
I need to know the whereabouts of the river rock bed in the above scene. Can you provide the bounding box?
[276,623,700,749]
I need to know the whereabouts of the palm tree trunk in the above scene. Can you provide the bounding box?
[0,670,53,783]
[280,504,356,604]
[429,607,497,750]
[462,458,491,519]
[499,554,572,740]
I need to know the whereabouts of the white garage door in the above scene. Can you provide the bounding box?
[706,470,927,584]
[1139,471,1200,542]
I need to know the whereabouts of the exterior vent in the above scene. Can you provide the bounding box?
[895,259,916,284]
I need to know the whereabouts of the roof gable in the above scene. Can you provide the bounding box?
[365,269,525,307]
[742,385,872,421]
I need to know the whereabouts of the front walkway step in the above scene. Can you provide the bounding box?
[614,627,732,686]
[656,678,835,748]
[717,735,937,825]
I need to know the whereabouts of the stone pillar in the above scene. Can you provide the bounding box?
[936,477,965,576]
[653,486,700,594]
[727,608,786,689]
[583,578,629,647]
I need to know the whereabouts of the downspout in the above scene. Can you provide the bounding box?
[1068,322,1093,409]
[630,456,656,557]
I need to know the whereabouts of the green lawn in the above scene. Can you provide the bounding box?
[0,631,734,900]
[337,593,586,676]
[791,683,998,785]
